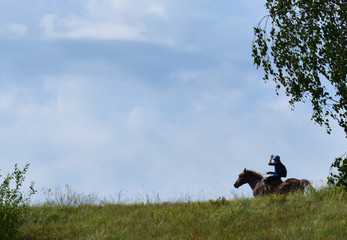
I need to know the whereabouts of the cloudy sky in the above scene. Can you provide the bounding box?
[0,0,345,201]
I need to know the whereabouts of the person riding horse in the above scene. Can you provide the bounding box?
[262,155,287,191]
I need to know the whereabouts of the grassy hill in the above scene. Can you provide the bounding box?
[16,187,346,240]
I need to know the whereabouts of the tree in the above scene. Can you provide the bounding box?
[327,152,347,190]
[252,0,346,188]
[252,0,346,136]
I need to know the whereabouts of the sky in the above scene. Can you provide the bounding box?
[0,0,345,202]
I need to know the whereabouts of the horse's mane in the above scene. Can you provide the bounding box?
[245,169,263,179]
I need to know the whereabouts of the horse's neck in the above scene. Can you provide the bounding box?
[247,173,263,190]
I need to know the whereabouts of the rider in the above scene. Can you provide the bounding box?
[262,154,287,188]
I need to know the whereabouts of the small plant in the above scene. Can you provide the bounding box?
[209,197,227,206]
[186,229,203,240]
[0,163,36,240]
[328,152,347,190]
[43,184,99,206]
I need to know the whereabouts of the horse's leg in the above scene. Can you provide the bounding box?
[277,181,288,194]
[253,181,267,196]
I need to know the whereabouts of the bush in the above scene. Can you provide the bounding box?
[328,152,347,190]
[0,164,36,240]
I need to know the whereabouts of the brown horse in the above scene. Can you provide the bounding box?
[277,178,312,194]
[234,168,311,196]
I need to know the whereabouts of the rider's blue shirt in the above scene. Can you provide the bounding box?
[273,161,282,178]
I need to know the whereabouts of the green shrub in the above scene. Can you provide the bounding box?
[328,152,347,190]
[0,163,36,240]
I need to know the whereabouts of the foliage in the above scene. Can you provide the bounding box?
[0,164,36,240]
[328,152,347,190]
[17,187,347,239]
[252,0,347,136]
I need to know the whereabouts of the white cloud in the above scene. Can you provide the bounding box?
[0,23,27,37]
[41,14,146,41]
[41,0,171,43]
[7,23,27,35]
[146,4,167,18]
[172,70,207,82]
[262,96,293,115]
[86,0,168,19]
[125,106,158,134]
[38,0,261,51]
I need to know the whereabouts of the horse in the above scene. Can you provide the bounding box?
[277,178,312,194]
[233,168,311,196]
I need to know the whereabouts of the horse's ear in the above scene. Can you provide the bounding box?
[244,168,246,172]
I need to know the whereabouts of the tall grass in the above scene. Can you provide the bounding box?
[17,187,346,240]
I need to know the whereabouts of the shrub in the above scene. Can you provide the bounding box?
[328,152,347,190]
[0,163,36,240]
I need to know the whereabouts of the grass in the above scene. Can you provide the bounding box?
[16,187,347,240]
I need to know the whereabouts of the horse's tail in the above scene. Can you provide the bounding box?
[300,179,312,189]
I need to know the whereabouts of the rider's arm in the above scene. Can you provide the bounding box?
[268,154,274,166]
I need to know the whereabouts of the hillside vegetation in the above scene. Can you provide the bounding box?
[17,187,346,240]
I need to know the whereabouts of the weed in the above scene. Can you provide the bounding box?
[42,184,99,206]
[209,196,227,206]
[0,164,36,240]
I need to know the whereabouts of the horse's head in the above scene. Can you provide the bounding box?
[234,168,249,188]
[234,168,263,188]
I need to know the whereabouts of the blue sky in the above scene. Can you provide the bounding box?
[0,0,345,201]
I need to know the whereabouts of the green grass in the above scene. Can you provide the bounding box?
[16,187,346,240]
